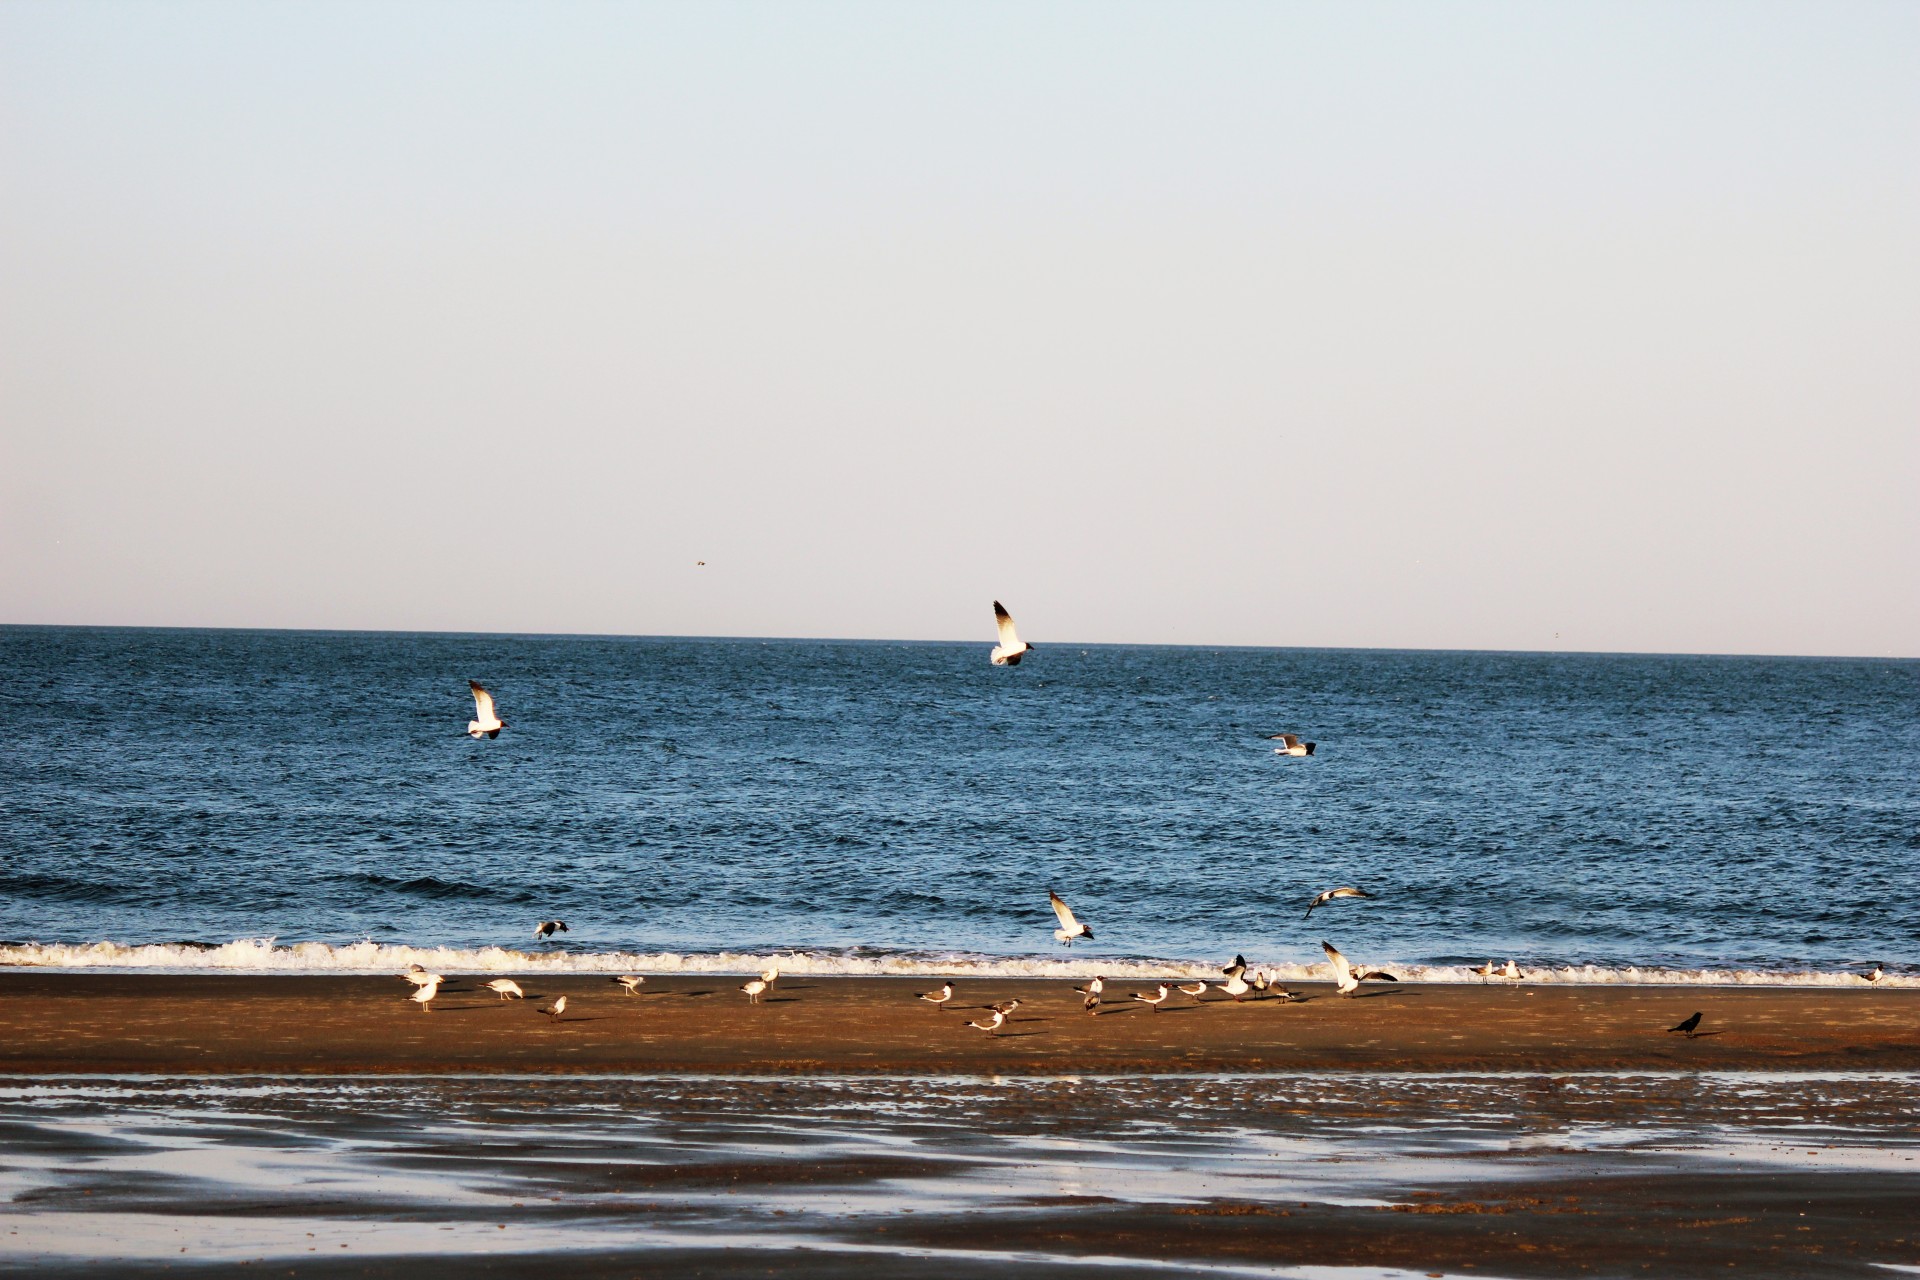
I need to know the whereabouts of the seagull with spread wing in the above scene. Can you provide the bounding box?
[1304,886,1373,920]
[466,681,506,739]
[1321,939,1398,996]
[1267,733,1316,756]
[1049,890,1092,947]
[990,601,1033,666]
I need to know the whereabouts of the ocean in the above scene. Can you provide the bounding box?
[1,625,1914,983]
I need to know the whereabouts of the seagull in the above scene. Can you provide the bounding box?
[1220,971,1252,1002]
[466,681,506,739]
[918,983,954,1009]
[990,601,1033,666]
[965,1009,1007,1036]
[410,974,442,1012]
[1075,976,1104,1013]
[1667,1011,1703,1038]
[483,978,525,1001]
[1501,959,1525,981]
[1049,890,1093,946]
[1249,971,1270,993]
[611,975,644,996]
[991,998,1022,1016]
[740,978,768,1004]
[1222,954,1248,980]
[1131,983,1172,1012]
[1473,960,1497,983]
[401,965,442,988]
[759,963,780,989]
[1303,887,1373,920]
[1860,965,1884,983]
[1267,733,1316,757]
[1321,940,1397,996]
[1176,982,1210,1000]
[534,920,568,941]
[540,995,568,1021]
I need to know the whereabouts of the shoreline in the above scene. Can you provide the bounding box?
[4,972,1915,1075]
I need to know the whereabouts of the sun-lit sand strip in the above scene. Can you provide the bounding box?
[0,973,1914,1075]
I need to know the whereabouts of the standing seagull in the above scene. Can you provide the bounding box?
[402,965,443,988]
[611,975,644,996]
[1075,976,1104,1013]
[1860,965,1884,984]
[1049,890,1093,947]
[759,963,781,991]
[1303,887,1374,920]
[919,983,955,1009]
[534,920,568,942]
[1667,1012,1704,1038]
[483,978,525,1001]
[1131,983,1172,1012]
[540,995,568,1021]
[990,602,1033,666]
[410,974,443,1013]
[1501,959,1526,982]
[1473,960,1497,983]
[1267,733,1316,757]
[965,1009,1007,1036]
[1321,940,1397,996]
[466,681,507,739]
[740,978,768,1004]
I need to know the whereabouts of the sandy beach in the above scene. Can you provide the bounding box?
[1,972,1914,1074]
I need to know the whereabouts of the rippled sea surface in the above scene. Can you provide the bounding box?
[1,626,1914,974]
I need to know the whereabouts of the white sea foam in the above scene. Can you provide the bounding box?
[0,938,1908,987]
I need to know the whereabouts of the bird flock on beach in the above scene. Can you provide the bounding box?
[415,602,1877,1037]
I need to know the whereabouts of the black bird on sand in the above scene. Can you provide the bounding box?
[1667,1012,1704,1038]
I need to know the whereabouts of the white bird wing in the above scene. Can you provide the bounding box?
[994,601,1022,648]
[469,681,496,720]
[1049,891,1080,933]
[1321,940,1352,983]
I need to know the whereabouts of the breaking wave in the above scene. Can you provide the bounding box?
[0,938,1908,987]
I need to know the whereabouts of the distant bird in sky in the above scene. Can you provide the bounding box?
[1304,887,1373,920]
[1131,983,1171,1012]
[1049,890,1092,947]
[484,978,525,1001]
[410,974,442,1012]
[1667,1011,1703,1038]
[534,920,568,942]
[611,975,643,996]
[1076,976,1104,1013]
[466,681,506,739]
[1860,965,1884,983]
[1322,940,1397,996]
[919,983,954,1009]
[741,978,768,1003]
[540,995,567,1021]
[695,560,705,566]
[965,1008,1007,1036]
[1267,733,1316,757]
[990,601,1033,666]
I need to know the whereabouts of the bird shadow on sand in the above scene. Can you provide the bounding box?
[762,996,801,1004]
[1674,1031,1726,1039]
[987,1030,1045,1039]
[545,1017,607,1025]
[1351,988,1412,1000]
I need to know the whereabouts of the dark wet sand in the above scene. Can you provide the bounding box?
[1,972,1915,1074]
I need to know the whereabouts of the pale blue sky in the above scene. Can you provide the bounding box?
[2,3,1915,654]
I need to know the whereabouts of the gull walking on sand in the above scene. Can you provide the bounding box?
[1050,890,1093,947]
[1266,733,1316,757]
[991,999,1022,1016]
[540,995,567,1021]
[483,978,525,1001]
[1075,976,1104,1013]
[919,983,954,1009]
[402,965,442,989]
[410,975,443,1012]
[741,978,768,1004]
[965,1009,1007,1037]
[611,975,644,996]
[1303,887,1373,920]
[1667,1011,1704,1039]
[990,601,1033,666]
[534,920,568,942]
[1321,940,1397,996]
[1132,983,1172,1012]
[1177,981,1210,1001]
[466,681,507,739]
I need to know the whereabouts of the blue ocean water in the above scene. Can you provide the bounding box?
[0,626,1914,979]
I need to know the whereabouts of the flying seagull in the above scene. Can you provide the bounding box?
[1131,983,1172,1012]
[1267,733,1316,757]
[1321,940,1397,996]
[1304,887,1373,920]
[410,974,443,1013]
[483,978,525,1001]
[740,978,769,1004]
[540,995,568,1021]
[1667,1011,1704,1038]
[534,920,568,941]
[611,975,644,996]
[990,601,1033,666]
[1075,976,1104,1013]
[918,983,954,1009]
[965,1009,1007,1036]
[1049,890,1092,946]
[466,681,506,739]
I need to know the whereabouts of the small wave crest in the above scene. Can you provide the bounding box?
[0,938,1908,986]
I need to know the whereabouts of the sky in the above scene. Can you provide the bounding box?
[1,2,1915,656]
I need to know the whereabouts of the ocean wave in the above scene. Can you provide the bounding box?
[0,938,1908,986]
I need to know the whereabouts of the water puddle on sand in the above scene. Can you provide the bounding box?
[2,1073,1918,1273]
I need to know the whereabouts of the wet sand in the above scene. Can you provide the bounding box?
[1,972,1914,1074]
